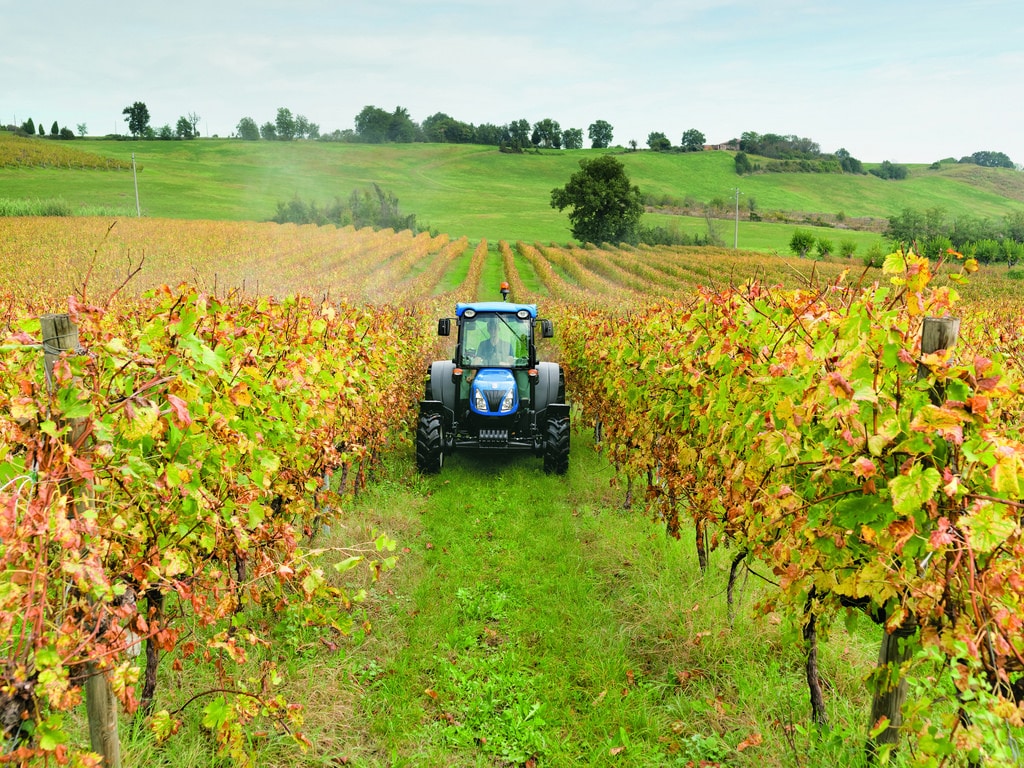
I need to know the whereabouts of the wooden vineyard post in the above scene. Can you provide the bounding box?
[867,315,960,760]
[40,314,122,768]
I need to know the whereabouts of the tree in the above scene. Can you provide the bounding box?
[354,105,391,143]
[588,120,613,149]
[175,116,194,139]
[259,122,277,140]
[836,147,864,174]
[475,123,505,146]
[76,123,87,137]
[562,128,584,150]
[50,121,59,137]
[157,124,174,140]
[870,160,908,180]
[387,107,417,143]
[37,123,44,136]
[734,151,753,175]
[532,118,562,149]
[550,155,644,245]
[236,117,260,141]
[20,118,35,135]
[275,108,296,140]
[187,112,201,137]
[122,101,150,138]
[646,132,671,151]
[960,150,1014,168]
[680,128,705,152]
[508,119,531,148]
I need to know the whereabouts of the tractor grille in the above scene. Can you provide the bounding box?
[484,389,508,412]
[479,429,509,447]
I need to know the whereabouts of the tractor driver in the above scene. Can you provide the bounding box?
[476,316,515,365]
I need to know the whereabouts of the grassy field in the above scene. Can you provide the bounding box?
[2,133,1023,251]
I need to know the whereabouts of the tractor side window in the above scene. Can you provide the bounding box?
[461,319,487,366]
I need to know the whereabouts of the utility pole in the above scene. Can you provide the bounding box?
[733,187,741,249]
[132,153,141,217]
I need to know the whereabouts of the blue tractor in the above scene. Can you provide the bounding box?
[416,289,569,474]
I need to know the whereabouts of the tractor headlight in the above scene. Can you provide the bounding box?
[499,389,515,413]
[474,389,488,412]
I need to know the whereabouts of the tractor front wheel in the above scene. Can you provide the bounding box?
[543,416,570,475]
[416,411,444,473]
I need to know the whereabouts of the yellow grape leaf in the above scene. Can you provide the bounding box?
[960,502,1017,554]
[123,405,162,441]
[882,252,906,275]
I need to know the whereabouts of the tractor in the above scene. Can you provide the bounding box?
[416,285,569,474]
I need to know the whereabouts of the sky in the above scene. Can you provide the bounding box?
[4,0,1023,165]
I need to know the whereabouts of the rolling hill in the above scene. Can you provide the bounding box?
[2,132,1023,250]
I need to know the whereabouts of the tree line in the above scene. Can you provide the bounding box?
[6,100,1017,173]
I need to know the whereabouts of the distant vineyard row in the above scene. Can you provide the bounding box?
[0,132,134,171]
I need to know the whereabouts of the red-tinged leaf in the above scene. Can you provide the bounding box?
[929,517,957,549]
[853,457,877,480]
[826,372,854,399]
[737,732,763,751]
[166,393,192,426]
[888,518,916,553]
[69,455,95,481]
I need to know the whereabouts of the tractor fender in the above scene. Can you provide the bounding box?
[534,362,564,412]
[429,360,458,412]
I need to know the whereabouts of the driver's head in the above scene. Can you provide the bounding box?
[487,317,498,335]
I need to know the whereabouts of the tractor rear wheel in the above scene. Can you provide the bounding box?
[416,411,444,473]
[543,416,570,475]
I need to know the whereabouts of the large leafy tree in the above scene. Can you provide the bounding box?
[386,107,417,142]
[531,118,562,149]
[275,108,297,140]
[122,101,150,138]
[680,128,705,152]
[354,105,391,143]
[550,155,643,245]
[588,119,613,148]
[647,131,671,151]
[508,119,531,148]
[562,128,583,150]
[961,150,1014,168]
[236,117,260,140]
[175,116,194,139]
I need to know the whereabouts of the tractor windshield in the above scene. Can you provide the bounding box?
[461,314,530,367]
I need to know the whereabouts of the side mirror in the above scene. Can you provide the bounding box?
[437,318,451,336]
[541,319,554,338]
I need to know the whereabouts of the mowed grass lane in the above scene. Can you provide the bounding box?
[333,436,879,768]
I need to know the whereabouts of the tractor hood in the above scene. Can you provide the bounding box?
[469,368,519,416]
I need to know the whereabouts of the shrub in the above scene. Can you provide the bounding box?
[789,228,816,257]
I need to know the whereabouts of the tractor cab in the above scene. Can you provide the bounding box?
[417,288,569,474]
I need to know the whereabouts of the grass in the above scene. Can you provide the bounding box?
[101,433,897,767]
[2,138,1023,251]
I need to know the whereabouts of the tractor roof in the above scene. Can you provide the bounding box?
[455,302,537,318]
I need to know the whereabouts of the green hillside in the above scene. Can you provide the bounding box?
[3,135,1023,249]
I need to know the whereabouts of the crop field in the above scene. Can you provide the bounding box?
[2,216,1024,767]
